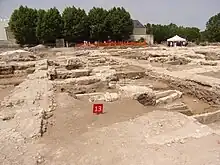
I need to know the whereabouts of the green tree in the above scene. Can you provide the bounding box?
[145,23,153,34]
[151,24,169,43]
[167,23,178,38]
[36,9,46,43]
[9,5,38,45]
[146,23,201,43]
[183,27,201,42]
[106,7,133,41]
[200,30,208,42]
[88,7,109,41]
[205,13,220,42]
[39,7,63,43]
[62,6,89,43]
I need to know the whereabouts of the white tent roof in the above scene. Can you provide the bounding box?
[167,35,186,42]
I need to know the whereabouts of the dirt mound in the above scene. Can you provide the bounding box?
[0,50,37,62]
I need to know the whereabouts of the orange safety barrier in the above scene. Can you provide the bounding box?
[75,41,147,47]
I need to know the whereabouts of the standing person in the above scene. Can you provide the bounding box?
[183,42,185,46]
[170,42,173,47]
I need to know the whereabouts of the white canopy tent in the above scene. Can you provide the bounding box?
[167,35,186,42]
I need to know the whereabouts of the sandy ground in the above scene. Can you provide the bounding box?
[43,92,157,140]
[181,95,220,114]
[0,76,26,102]
[0,86,14,101]
[200,70,220,79]
[0,76,25,85]
[1,46,220,164]
[33,91,220,165]
[37,96,220,164]
[43,92,219,142]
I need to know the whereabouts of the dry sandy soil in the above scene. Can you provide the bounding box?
[1,46,220,164]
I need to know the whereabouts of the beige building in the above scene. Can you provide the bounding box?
[130,20,154,45]
[0,19,9,41]
[0,19,17,47]
[5,26,16,42]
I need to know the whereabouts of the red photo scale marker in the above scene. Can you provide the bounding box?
[93,104,104,115]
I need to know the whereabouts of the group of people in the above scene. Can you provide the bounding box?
[168,41,187,47]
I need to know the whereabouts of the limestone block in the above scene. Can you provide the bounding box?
[0,65,14,75]
[35,59,48,70]
[65,58,83,70]
[119,85,156,106]
[56,69,91,79]
[47,68,57,80]
[89,92,119,102]
[156,90,183,105]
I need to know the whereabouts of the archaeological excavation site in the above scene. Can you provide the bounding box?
[1,45,220,164]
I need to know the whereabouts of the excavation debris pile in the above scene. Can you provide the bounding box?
[0,50,38,62]
[0,69,55,164]
[0,69,55,135]
[0,50,49,77]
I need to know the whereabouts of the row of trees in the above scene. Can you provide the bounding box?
[145,12,220,44]
[9,6,133,45]
[203,13,220,42]
[9,5,220,45]
[145,23,201,44]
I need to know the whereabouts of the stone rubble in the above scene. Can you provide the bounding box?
[1,46,220,164]
[156,90,183,105]
[0,70,54,138]
[0,50,37,62]
[65,58,84,70]
[89,92,120,102]
[92,66,117,81]
[118,85,156,105]
[27,44,46,52]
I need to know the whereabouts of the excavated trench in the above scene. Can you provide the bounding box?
[111,49,220,125]
[42,64,220,148]
[0,75,28,103]
[44,50,220,128]
[50,62,219,118]
[145,70,220,105]
[199,70,220,79]
[2,48,220,165]
[0,59,36,104]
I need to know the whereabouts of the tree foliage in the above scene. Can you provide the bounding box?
[145,23,153,34]
[39,7,63,43]
[9,6,133,45]
[11,5,218,46]
[200,31,208,42]
[9,5,38,45]
[106,7,133,41]
[36,9,46,43]
[146,23,201,44]
[88,7,109,41]
[205,13,220,42]
[182,27,201,42]
[63,6,89,43]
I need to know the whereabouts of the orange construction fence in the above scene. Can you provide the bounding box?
[75,41,147,47]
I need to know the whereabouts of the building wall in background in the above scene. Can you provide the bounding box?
[132,28,146,35]
[130,34,154,45]
[0,19,9,40]
[130,20,154,45]
[0,19,18,47]
[5,26,15,42]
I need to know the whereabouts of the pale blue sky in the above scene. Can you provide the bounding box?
[0,0,219,30]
